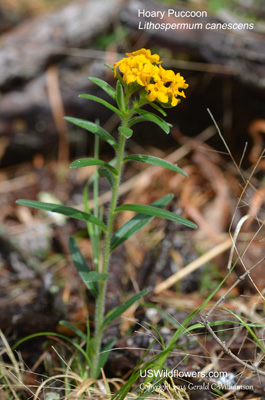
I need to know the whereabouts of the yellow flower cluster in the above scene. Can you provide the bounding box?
[114,48,188,107]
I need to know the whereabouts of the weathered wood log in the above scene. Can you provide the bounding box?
[0,0,124,90]
[121,0,265,87]
[0,0,264,166]
[2,0,263,92]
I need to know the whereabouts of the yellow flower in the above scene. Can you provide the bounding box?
[114,48,161,83]
[145,67,188,106]
[125,48,161,65]
[122,57,160,86]
[166,72,189,106]
[146,80,169,103]
[113,48,188,107]
[157,66,175,84]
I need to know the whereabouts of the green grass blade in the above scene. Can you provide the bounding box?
[79,94,123,117]
[144,322,165,349]
[64,117,118,150]
[97,337,116,376]
[12,332,91,367]
[110,194,174,251]
[221,307,265,351]
[102,289,148,328]
[115,204,197,229]
[59,321,87,340]
[16,199,107,231]
[113,248,248,399]
[70,158,117,175]
[124,154,188,177]
[88,77,116,99]
[111,341,157,400]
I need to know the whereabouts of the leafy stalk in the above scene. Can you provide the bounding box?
[93,133,100,270]
[91,117,128,378]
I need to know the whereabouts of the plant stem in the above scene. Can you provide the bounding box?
[91,124,127,378]
[93,133,100,270]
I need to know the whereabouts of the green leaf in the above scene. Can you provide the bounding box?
[82,271,109,282]
[83,182,101,272]
[68,237,98,298]
[88,77,116,99]
[12,332,91,367]
[128,116,148,127]
[110,194,174,251]
[104,63,114,72]
[123,154,188,177]
[79,94,123,117]
[102,289,148,328]
[64,117,118,150]
[59,320,87,340]
[16,200,107,231]
[147,101,167,116]
[118,126,133,138]
[135,109,171,134]
[144,322,165,349]
[221,307,265,352]
[99,167,114,187]
[70,158,117,176]
[115,204,197,229]
[116,80,125,112]
[97,337,116,375]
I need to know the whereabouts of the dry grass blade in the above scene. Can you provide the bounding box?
[46,64,69,165]
[207,108,246,183]
[0,330,22,382]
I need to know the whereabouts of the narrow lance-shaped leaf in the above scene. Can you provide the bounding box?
[115,204,197,229]
[82,271,109,282]
[83,180,101,271]
[135,109,171,134]
[123,154,188,177]
[70,158,118,176]
[16,200,107,231]
[64,117,118,150]
[116,80,125,112]
[68,237,98,298]
[98,167,114,187]
[147,101,167,116]
[104,63,114,72]
[118,126,133,138]
[110,194,174,252]
[102,289,148,328]
[79,94,123,117]
[88,77,116,99]
[128,116,149,127]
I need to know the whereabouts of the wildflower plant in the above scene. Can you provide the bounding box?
[16,49,196,379]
